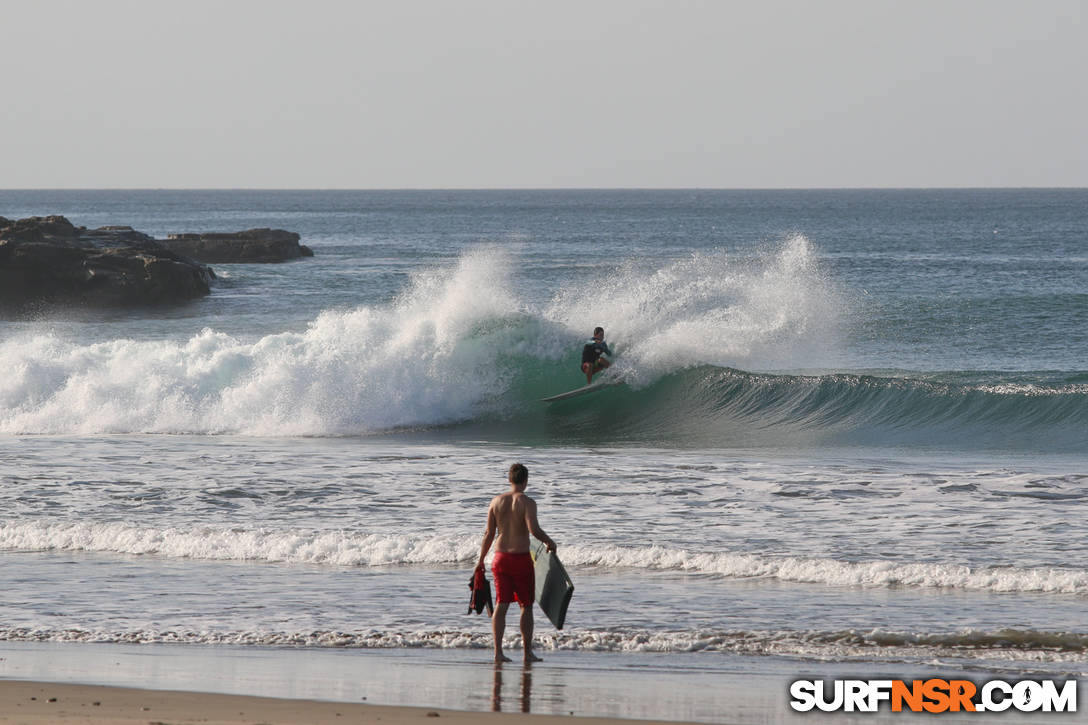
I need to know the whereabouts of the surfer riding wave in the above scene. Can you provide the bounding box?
[581,326,611,384]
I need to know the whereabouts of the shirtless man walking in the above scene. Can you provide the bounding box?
[476,463,557,664]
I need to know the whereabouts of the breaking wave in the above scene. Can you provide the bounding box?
[2,521,1085,596]
[0,238,1083,450]
[1,626,1084,667]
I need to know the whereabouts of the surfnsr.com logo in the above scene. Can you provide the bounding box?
[789,679,1077,713]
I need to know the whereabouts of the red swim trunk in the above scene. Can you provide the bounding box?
[491,552,535,605]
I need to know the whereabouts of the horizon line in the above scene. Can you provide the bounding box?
[2,185,1087,193]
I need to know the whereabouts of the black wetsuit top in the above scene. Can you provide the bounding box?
[581,339,612,365]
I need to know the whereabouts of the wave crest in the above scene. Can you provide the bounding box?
[1,626,1083,664]
[3,521,1083,595]
[0,240,840,436]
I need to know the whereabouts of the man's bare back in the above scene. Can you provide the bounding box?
[488,491,543,554]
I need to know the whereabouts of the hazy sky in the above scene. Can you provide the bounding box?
[3,0,1085,188]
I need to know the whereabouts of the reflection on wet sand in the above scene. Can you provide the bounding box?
[491,663,532,713]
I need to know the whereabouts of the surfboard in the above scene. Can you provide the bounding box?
[531,540,574,630]
[540,379,623,403]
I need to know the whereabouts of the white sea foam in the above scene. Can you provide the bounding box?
[977,383,1088,396]
[2,521,1083,595]
[0,626,1082,666]
[565,544,1088,595]
[0,521,476,567]
[0,240,840,435]
[548,234,843,383]
[0,249,526,435]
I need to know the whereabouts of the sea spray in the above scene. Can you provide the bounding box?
[548,234,843,381]
[4,238,1080,445]
[0,239,843,436]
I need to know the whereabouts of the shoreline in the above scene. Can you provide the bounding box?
[0,642,776,724]
[0,680,689,725]
[9,641,1078,725]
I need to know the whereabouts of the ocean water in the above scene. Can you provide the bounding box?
[0,190,1086,715]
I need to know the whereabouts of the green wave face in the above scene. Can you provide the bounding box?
[471,364,1088,451]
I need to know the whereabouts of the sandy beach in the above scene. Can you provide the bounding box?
[0,680,688,725]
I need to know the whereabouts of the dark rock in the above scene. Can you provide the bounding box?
[81,225,159,249]
[0,215,84,245]
[0,216,214,313]
[159,228,314,263]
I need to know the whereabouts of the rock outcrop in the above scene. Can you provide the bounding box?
[0,216,215,312]
[158,229,314,263]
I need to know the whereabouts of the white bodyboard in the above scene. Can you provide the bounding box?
[540,379,623,402]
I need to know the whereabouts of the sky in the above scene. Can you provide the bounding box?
[2,0,1086,189]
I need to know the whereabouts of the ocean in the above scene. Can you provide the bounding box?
[0,189,1085,721]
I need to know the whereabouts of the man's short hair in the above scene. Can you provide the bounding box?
[594,326,604,336]
[508,463,528,486]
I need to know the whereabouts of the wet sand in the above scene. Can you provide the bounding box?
[0,680,688,725]
[0,642,772,723]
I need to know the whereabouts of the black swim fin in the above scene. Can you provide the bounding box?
[468,568,494,616]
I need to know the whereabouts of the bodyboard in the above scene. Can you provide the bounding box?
[531,540,574,629]
[540,379,623,403]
